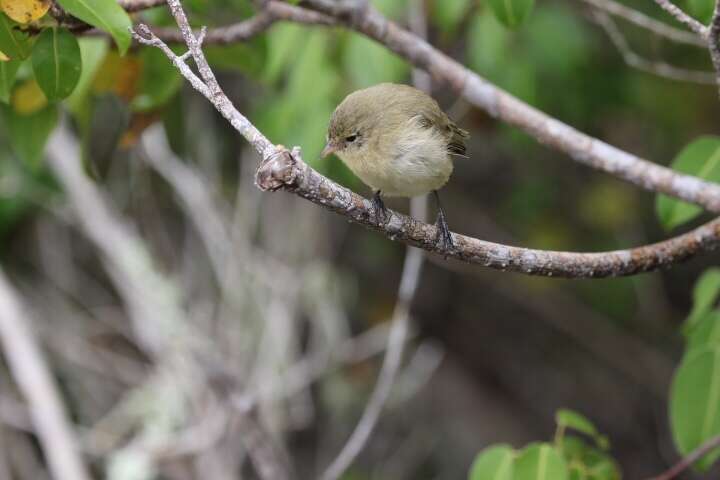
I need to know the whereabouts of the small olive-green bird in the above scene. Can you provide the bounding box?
[322,83,469,250]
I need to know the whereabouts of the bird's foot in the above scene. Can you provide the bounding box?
[434,210,455,256]
[372,190,388,225]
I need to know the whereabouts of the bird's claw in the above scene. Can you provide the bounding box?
[371,191,388,225]
[434,210,455,257]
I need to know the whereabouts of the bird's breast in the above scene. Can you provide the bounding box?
[338,128,453,197]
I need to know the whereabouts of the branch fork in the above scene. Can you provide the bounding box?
[255,146,300,192]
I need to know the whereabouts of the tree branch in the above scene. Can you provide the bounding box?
[296,0,720,213]
[594,11,716,85]
[708,0,720,93]
[652,0,709,36]
[130,0,720,212]
[0,269,91,480]
[581,0,707,46]
[133,3,720,278]
[648,434,720,480]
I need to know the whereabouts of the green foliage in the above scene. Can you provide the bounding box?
[555,409,609,450]
[31,28,82,101]
[514,443,567,480]
[1,103,57,168]
[468,445,514,480]
[561,437,620,480]
[687,311,720,353]
[132,47,182,112]
[656,136,720,230]
[685,0,715,23]
[670,347,720,471]
[0,57,20,102]
[432,0,473,33]
[66,37,108,118]
[343,34,409,89]
[56,0,132,54]
[487,0,534,29]
[0,13,32,60]
[685,268,720,332]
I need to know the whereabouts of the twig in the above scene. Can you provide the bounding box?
[652,0,709,36]
[134,4,720,278]
[321,214,424,480]
[595,11,716,84]
[321,5,429,473]
[648,434,720,480]
[119,0,166,12]
[0,268,92,480]
[709,0,720,93]
[581,0,707,46]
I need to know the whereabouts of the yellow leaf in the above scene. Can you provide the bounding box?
[0,50,8,61]
[11,78,47,114]
[92,51,141,101]
[0,0,51,23]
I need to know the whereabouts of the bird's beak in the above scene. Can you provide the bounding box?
[321,142,336,158]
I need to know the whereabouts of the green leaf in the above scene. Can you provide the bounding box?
[1,103,58,168]
[343,33,409,88]
[688,311,720,354]
[656,136,720,230]
[560,437,621,480]
[556,409,598,438]
[487,0,535,28]
[514,443,568,480]
[205,38,267,77]
[0,13,32,60]
[131,47,181,112]
[686,268,720,332]
[56,0,131,54]
[468,445,514,480]
[31,27,82,101]
[433,0,472,32]
[686,0,714,23]
[0,57,20,102]
[67,36,108,117]
[670,347,720,472]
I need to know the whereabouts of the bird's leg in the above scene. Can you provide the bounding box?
[372,190,388,225]
[433,190,454,253]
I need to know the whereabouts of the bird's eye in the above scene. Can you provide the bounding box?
[345,134,358,143]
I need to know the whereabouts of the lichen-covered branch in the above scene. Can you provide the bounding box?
[134,2,720,279]
[709,1,720,93]
[255,146,720,278]
[581,0,706,46]
[652,0,708,36]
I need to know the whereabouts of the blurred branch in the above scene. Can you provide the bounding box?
[0,268,91,480]
[580,0,706,46]
[648,434,720,480]
[119,0,166,12]
[322,220,424,480]
[652,0,708,36]
[594,11,716,84]
[133,2,720,278]
[322,5,430,470]
[709,1,720,92]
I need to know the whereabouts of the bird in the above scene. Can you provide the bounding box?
[321,82,469,251]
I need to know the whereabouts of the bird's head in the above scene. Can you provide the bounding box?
[322,89,379,159]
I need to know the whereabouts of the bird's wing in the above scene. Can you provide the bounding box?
[447,122,469,157]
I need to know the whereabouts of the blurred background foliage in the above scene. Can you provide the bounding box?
[1,0,720,478]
